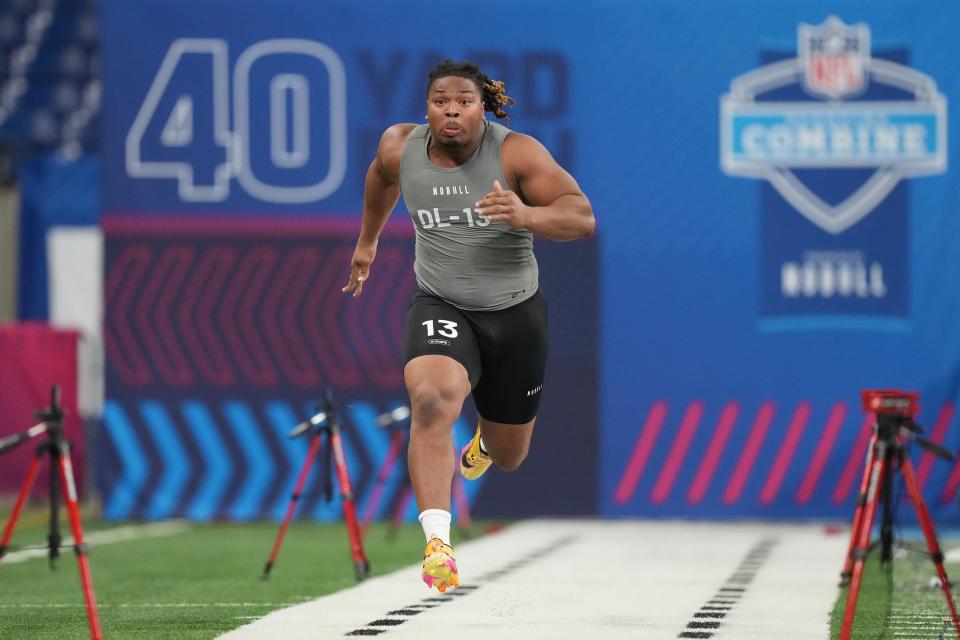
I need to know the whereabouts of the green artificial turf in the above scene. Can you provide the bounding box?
[831,540,960,639]
[0,509,468,640]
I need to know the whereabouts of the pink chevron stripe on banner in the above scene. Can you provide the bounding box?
[917,403,955,489]
[613,401,667,505]
[723,402,775,505]
[149,246,196,386]
[386,265,417,360]
[105,246,154,385]
[795,402,846,504]
[832,412,874,504]
[179,247,237,386]
[651,401,704,505]
[220,247,280,386]
[263,248,322,388]
[239,247,281,387]
[686,402,739,505]
[104,218,417,392]
[134,247,178,385]
[312,245,364,387]
[759,402,811,504]
[346,247,405,388]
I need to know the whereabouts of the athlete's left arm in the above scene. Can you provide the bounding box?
[479,133,595,241]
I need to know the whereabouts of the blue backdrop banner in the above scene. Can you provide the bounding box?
[100,0,960,521]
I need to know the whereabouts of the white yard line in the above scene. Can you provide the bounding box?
[2,520,190,564]
[944,548,960,563]
[0,602,297,608]
[218,520,847,640]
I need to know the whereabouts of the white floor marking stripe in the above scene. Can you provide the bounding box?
[722,525,847,639]
[0,602,302,608]
[217,520,846,640]
[2,521,190,564]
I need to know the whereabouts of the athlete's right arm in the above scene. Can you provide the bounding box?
[342,124,415,297]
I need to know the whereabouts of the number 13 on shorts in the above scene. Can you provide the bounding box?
[422,319,459,338]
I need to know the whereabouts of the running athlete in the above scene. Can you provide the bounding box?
[343,60,595,592]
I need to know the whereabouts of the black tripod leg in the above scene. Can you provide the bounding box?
[879,448,896,564]
[48,443,61,569]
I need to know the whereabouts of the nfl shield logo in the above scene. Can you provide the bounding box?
[799,16,870,99]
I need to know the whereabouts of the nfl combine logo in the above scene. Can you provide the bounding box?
[719,16,947,321]
[799,17,868,99]
[721,15,946,235]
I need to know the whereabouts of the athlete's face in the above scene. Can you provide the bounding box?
[426,76,485,148]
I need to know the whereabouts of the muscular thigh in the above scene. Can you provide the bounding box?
[470,290,549,424]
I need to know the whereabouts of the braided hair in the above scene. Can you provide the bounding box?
[427,60,516,120]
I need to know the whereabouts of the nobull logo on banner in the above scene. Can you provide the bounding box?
[719,16,947,323]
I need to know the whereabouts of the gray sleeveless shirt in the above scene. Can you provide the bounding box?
[399,121,538,311]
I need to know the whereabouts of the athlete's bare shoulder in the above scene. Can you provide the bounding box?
[376,123,418,181]
[500,130,577,203]
[501,130,555,176]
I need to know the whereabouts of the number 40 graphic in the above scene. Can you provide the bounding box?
[125,38,346,203]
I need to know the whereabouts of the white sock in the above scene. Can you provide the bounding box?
[418,509,452,545]
[478,436,488,455]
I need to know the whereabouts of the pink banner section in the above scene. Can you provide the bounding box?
[0,323,82,497]
[613,401,667,505]
[103,238,416,391]
[612,398,960,511]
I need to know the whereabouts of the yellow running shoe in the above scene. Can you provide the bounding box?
[460,427,492,480]
[421,536,459,592]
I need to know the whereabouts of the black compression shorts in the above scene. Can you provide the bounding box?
[403,288,549,424]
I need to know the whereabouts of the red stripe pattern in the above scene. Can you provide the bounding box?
[723,402,775,505]
[687,402,739,505]
[759,402,811,505]
[795,402,846,504]
[613,399,960,510]
[651,401,704,504]
[832,413,874,504]
[613,401,667,505]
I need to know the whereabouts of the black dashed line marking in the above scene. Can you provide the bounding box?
[676,537,780,638]
[687,621,722,629]
[368,619,405,627]
[344,535,578,636]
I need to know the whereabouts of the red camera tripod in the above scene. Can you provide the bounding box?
[261,391,369,582]
[839,389,960,640]
[0,385,103,640]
